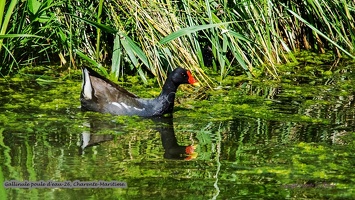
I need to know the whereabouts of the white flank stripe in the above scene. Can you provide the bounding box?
[134,107,145,111]
[110,102,145,111]
[111,102,123,109]
[120,103,130,109]
[82,68,92,100]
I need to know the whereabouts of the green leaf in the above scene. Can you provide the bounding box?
[121,33,150,70]
[111,34,122,78]
[120,33,148,84]
[0,34,43,39]
[28,0,41,15]
[75,49,100,67]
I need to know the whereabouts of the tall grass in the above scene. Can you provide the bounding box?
[1,0,354,84]
[0,0,44,73]
[0,0,69,73]
[101,0,355,83]
[0,0,105,74]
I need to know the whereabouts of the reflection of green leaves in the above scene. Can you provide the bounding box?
[291,142,355,181]
[0,128,7,200]
[2,65,355,198]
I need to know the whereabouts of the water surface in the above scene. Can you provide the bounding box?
[1,62,355,199]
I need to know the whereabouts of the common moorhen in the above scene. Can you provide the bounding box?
[80,67,199,116]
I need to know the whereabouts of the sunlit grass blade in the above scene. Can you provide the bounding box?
[159,22,233,45]
[0,0,18,35]
[0,0,18,53]
[0,34,43,39]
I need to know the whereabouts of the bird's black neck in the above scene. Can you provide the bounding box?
[153,77,179,114]
[160,76,179,97]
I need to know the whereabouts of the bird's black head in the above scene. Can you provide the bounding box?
[170,67,199,86]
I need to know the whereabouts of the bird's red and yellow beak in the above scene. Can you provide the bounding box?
[184,145,198,161]
[187,71,200,86]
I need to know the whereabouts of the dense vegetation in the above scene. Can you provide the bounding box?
[1,0,354,84]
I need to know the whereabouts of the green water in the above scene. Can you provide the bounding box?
[1,59,355,199]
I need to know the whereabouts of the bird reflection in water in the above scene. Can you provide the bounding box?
[79,116,198,160]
